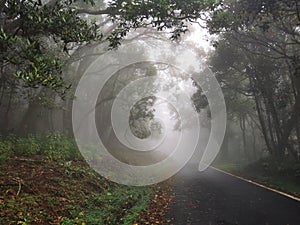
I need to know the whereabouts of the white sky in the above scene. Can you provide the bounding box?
[186,23,216,53]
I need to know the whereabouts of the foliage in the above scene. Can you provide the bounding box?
[14,135,41,157]
[214,157,300,197]
[0,133,83,163]
[208,0,299,34]
[129,96,157,139]
[0,0,101,97]
[0,133,175,224]
[104,0,222,48]
[133,182,175,224]
[40,133,83,161]
[0,138,13,164]
[208,0,300,160]
[0,156,155,224]
[191,79,209,113]
[0,0,223,98]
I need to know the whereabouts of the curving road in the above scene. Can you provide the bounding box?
[166,164,300,225]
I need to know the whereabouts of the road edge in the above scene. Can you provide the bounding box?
[210,166,300,203]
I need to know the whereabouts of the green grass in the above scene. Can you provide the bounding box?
[0,133,155,225]
[0,133,83,163]
[253,175,300,196]
[213,158,300,197]
[212,163,242,173]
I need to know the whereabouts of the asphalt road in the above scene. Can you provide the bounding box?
[166,164,300,225]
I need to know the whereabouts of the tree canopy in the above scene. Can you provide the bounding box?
[0,0,221,98]
[208,0,300,161]
[1,0,300,162]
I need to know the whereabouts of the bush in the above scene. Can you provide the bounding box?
[0,139,13,164]
[0,133,84,164]
[14,135,41,157]
[40,133,83,162]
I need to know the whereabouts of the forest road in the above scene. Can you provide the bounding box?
[166,164,300,225]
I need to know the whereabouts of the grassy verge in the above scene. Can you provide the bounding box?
[0,133,159,225]
[213,158,300,198]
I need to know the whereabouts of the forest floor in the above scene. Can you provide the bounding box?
[0,158,176,225]
[0,157,174,225]
[0,133,175,225]
[213,158,300,199]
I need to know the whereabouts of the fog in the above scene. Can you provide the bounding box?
[1,1,300,224]
[1,1,299,184]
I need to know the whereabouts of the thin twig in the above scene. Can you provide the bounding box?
[12,177,22,197]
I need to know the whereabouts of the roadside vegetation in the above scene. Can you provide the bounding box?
[213,158,300,198]
[0,133,172,225]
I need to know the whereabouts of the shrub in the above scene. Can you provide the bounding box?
[40,133,83,162]
[0,139,13,164]
[0,133,84,164]
[14,135,41,157]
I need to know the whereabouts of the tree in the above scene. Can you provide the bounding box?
[1,0,222,96]
[209,35,266,162]
[0,0,100,97]
[0,0,223,135]
[208,0,300,160]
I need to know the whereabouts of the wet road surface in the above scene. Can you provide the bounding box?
[166,164,300,225]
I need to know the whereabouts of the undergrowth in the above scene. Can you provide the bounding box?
[214,157,300,197]
[0,133,83,163]
[0,133,156,224]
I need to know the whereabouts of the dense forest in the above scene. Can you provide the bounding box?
[1,0,299,161]
[0,0,300,224]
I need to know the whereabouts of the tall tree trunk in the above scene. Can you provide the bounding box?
[63,99,73,136]
[221,129,230,161]
[250,120,257,160]
[249,76,273,155]
[1,89,13,135]
[239,115,247,161]
[17,90,56,135]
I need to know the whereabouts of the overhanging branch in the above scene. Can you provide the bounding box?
[76,8,115,15]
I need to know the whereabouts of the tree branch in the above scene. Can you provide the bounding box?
[76,8,115,15]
